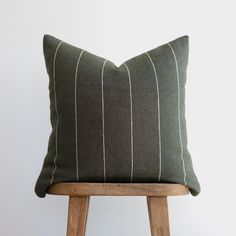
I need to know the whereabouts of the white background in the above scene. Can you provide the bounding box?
[0,0,236,235]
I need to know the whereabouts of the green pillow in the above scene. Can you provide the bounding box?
[35,34,200,197]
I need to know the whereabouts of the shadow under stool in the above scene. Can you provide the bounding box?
[47,183,189,236]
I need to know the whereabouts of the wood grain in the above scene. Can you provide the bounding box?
[48,183,189,196]
[147,196,170,236]
[66,196,90,236]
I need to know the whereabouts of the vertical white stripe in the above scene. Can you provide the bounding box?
[167,43,187,185]
[50,41,64,185]
[75,50,84,181]
[123,63,134,183]
[145,52,162,182]
[101,59,107,182]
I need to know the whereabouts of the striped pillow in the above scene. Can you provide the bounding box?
[35,35,200,197]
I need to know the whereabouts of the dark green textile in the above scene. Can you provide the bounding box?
[35,35,200,197]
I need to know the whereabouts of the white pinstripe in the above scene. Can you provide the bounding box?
[123,63,134,183]
[75,50,84,181]
[101,59,107,182]
[167,43,187,185]
[145,52,162,182]
[50,41,64,185]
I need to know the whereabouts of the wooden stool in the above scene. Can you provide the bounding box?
[47,183,189,236]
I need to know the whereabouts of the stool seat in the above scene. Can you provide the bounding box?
[48,182,189,196]
[47,183,189,236]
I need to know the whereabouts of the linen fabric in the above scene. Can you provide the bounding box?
[35,35,200,197]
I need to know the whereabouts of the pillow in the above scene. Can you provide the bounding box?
[35,34,200,197]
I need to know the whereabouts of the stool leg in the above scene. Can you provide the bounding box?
[66,196,90,236]
[147,196,170,236]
